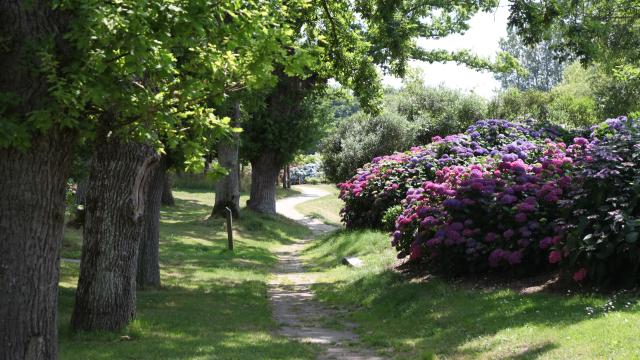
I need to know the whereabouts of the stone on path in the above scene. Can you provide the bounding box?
[341,256,364,268]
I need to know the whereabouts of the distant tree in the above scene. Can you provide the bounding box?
[395,70,488,143]
[494,29,565,91]
[321,110,416,183]
[321,73,489,182]
[510,0,640,118]
[242,0,518,214]
[509,0,640,70]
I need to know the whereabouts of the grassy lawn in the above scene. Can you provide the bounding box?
[301,229,640,359]
[58,188,318,359]
[293,184,342,226]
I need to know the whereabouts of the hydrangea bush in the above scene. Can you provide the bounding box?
[340,117,640,287]
[339,119,555,229]
[557,117,640,286]
[393,140,575,276]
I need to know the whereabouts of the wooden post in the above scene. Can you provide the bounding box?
[225,207,233,251]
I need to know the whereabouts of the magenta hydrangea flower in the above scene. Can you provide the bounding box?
[507,251,523,265]
[503,229,515,239]
[548,250,562,264]
[573,268,587,282]
[515,212,528,223]
[489,249,504,267]
[484,232,498,242]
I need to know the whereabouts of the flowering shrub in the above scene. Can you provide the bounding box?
[341,116,640,287]
[338,148,436,229]
[339,119,553,229]
[556,117,640,287]
[393,141,575,275]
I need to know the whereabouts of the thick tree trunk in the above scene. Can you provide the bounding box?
[161,171,175,206]
[71,135,159,332]
[212,103,241,218]
[137,158,164,288]
[0,130,74,360]
[247,152,280,214]
[1,2,75,358]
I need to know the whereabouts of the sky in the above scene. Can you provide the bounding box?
[382,3,510,99]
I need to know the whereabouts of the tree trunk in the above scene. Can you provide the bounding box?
[285,164,291,189]
[247,152,280,214]
[137,158,164,288]
[0,130,75,360]
[203,155,211,174]
[1,2,75,358]
[161,171,175,206]
[71,134,159,332]
[212,103,241,218]
[67,178,88,228]
[75,178,88,206]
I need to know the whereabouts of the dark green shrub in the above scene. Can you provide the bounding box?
[321,111,416,183]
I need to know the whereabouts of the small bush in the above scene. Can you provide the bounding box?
[381,205,403,232]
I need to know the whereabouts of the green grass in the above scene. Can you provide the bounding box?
[301,230,640,359]
[58,189,318,359]
[293,184,343,226]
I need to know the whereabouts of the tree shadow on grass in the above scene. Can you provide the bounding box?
[313,266,639,359]
[58,282,319,360]
[158,198,311,279]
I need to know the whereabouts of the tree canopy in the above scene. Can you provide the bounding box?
[494,29,565,91]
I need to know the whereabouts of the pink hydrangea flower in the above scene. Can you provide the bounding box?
[573,268,587,282]
[548,250,562,264]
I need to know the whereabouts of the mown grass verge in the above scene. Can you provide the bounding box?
[58,189,318,360]
[301,222,640,359]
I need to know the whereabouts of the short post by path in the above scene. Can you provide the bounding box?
[225,207,233,251]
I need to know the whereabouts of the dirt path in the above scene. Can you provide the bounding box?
[269,185,385,360]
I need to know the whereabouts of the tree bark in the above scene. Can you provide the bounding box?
[137,158,164,288]
[161,171,175,206]
[212,103,241,218]
[0,2,75,359]
[75,178,88,206]
[0,130,75,360]
[71,133,159,332]
[247,152,280,214]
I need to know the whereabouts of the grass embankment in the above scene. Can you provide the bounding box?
[59,188,317,359]
[299,195,640,359]
[294,184,342,226]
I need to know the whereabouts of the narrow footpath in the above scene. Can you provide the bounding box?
[269,185,385,360]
